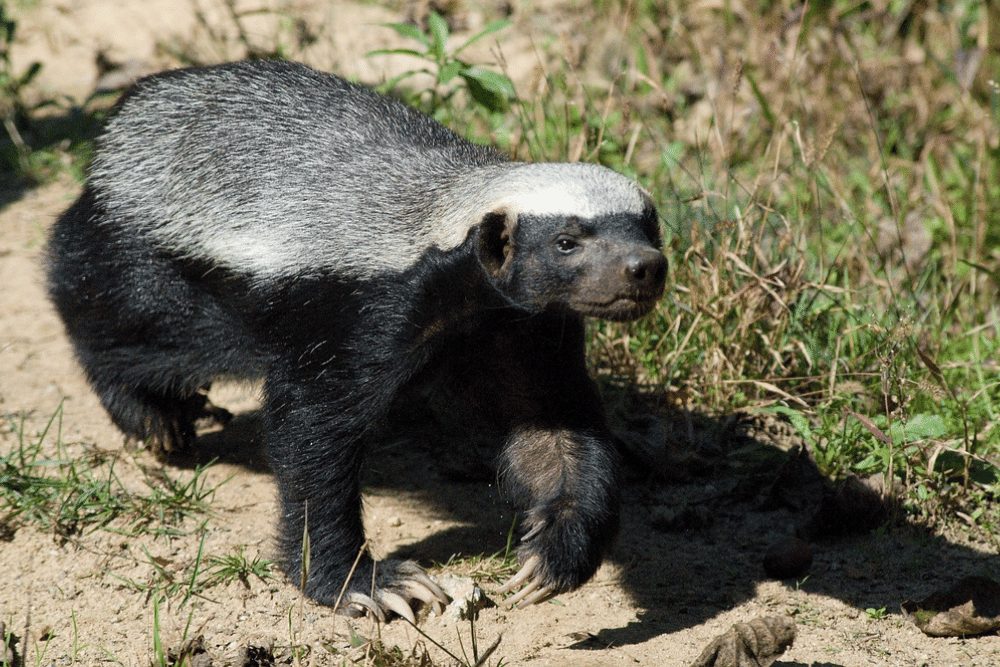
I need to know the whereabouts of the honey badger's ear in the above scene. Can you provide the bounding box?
[476,208,517,278]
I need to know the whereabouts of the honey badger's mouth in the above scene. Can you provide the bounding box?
[573,291,662,321]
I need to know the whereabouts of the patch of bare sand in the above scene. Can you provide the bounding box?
[9,0,407,102]
[7,0,533,106]
[1,2,999,666]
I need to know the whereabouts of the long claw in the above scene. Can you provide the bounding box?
[335,605,365,619]
[347,592,386,623]
[411,571,449,604]
[505,577,541,607]
[520,520,545,543]
[379,591,416,624]
[403,580,439,605]
[334,561,450,623]
[499,555,539,594]
[516,585,554,608]
[408,580,446,616]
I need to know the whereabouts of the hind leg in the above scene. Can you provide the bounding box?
[80,359,231,455]
[61,306,235,456]
[47,190,249,455]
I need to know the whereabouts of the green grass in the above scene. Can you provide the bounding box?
[865,606,888,621]
[113,539,276,607]
[0,405,222,540]
[202,546,274,589]
[0,1,109,188]
[434,516,520,587]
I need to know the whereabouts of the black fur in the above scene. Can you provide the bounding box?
[46,60,667,613]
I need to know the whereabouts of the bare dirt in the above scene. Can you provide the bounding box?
[2,2,999,666]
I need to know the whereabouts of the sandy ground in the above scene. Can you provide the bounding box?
[2,2,999,666]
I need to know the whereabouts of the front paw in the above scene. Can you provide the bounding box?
[500,508,616,608]
[333,560,450,624]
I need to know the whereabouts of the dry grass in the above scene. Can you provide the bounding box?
[509,0,1000,537]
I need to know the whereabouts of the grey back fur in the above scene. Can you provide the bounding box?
[90,60,649,284]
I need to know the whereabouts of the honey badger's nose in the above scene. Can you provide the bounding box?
[623,249,667,291]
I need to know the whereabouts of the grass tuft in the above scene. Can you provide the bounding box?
[0,405,223,541]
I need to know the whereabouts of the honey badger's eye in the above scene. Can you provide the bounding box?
[556,237,579,254]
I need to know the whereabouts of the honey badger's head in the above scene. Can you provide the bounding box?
[475,164,667,321]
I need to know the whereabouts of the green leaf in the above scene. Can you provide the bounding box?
[855,453,880,472]
[459,66,515,111]
[348,627,366,648]
[365,48,427,59]
[454,19,512,55]
[763,405,814,446]
[379,21,430,48]
[888,414,948,445]
[427,12,449,60]
[745,69,776,127]
[660,141,686,166]
[373,69,424,95]
[438,60,462,84]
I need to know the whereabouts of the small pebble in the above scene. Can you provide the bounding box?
[763,537,813,579]
[434,573,492,623]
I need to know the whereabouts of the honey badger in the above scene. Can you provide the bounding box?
[46,60,667,621]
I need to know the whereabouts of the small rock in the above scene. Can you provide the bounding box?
[167,635,212,667]
[434,573,493,623]
[799,474,889,539]
[190,653,213,667]
[388,516,402,527]
[763,537,813,579]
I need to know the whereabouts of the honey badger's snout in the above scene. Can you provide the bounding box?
[622,247,667,294]
[560,240,667,322]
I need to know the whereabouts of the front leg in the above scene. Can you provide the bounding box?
[488,315,621,606]
[264,352,448,622]
[498,422,621,606]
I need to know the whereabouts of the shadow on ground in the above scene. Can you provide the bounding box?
[0,103,107,211]
[168,387,999,660]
